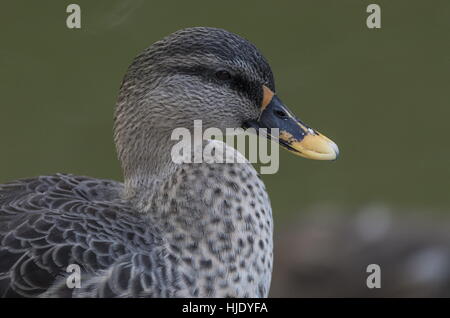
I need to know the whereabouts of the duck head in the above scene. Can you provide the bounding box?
[115,27,339,180]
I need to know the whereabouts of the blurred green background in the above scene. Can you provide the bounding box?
[0,0,449,219]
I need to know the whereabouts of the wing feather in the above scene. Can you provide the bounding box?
[0,174,171,297]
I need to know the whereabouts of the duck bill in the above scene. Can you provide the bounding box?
[244,88,339,161]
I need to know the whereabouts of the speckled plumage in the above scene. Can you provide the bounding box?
[0,27,275,297]
[0,152,272,297]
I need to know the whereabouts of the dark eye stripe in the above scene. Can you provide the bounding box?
[171,65,263,107]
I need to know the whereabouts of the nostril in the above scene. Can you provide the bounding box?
[274,109,288,119]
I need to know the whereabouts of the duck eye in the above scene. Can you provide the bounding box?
[215,70,232,81]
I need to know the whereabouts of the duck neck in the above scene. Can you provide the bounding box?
[121,127,179,200]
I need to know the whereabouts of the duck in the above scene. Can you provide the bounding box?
[0,27,338,298]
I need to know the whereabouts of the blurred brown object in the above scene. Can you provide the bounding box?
[270,204,450,297]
